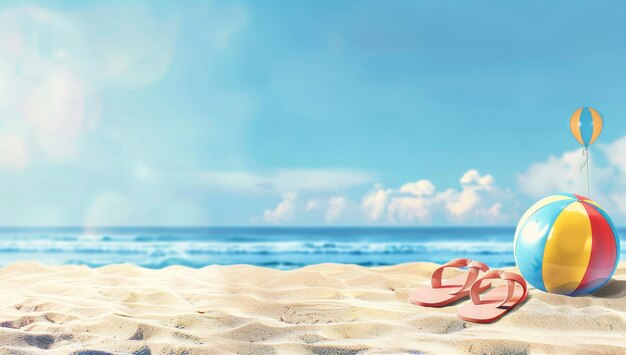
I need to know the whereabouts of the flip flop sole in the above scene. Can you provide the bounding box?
[409,274,491,307]
[457,284,527,323]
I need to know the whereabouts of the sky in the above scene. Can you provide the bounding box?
[2,1,626,226]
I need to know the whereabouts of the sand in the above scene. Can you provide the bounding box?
[0,262,624,355]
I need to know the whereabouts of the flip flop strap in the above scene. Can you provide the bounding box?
[431,258,490,295]
[470,270,528,308]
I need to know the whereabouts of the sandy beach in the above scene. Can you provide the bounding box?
[0,262,624,354]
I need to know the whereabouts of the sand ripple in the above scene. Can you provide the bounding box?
[0,262,624,354]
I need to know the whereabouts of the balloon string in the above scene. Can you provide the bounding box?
[580,148,590,198]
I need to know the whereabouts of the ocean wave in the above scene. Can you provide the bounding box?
[0,231,622,270]
[0,240,519,255]
[0,237,624,255]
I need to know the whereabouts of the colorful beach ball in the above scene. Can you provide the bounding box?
[514,193,620,295]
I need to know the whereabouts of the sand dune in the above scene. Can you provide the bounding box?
[0,262,624,354]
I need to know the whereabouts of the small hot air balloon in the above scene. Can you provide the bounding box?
[569,107,603,197]
[569,107,603,148]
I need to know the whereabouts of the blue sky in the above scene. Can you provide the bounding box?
[2,1,626,226]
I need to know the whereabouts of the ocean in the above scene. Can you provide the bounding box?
[0,227,623,269]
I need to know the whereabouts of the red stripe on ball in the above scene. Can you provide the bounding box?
[572,203,617,294]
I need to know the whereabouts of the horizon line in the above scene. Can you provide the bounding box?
[0,225,521,229]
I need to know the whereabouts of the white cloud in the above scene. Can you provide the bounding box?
[361,170,512,225]
[263,192,297,224]
[444,188,481,217]
[460,169,495,189]
[518,135,626,220]
[361,185,392,221]
[387,196,433,223]
[485,203,503,220]
[325,196,347,222]
[399,179,435,196]
[259,193,354,225]
[442,170,500,219]
[603,136,626,173]
[187,168,373,225]
[517,150,604,199]
[610,192,626,217]
[252,169,515,226]
[306,198,320,211]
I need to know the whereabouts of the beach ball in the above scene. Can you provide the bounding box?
[514,193,620,295]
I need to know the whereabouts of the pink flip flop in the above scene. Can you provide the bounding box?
[409,258,491,307]
[457,269,528,323]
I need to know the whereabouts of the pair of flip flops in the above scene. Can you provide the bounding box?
[408,258,528,323]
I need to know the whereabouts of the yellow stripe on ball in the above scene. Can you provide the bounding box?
[542,202,592,294]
